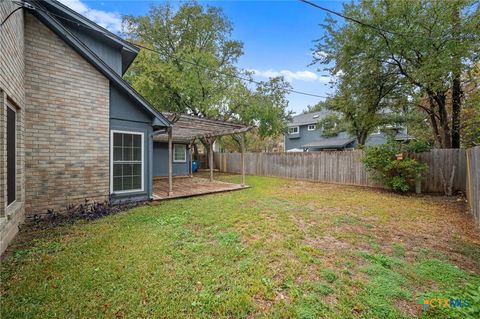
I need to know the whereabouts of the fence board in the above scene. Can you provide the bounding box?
[466,146,480,227]
[215,149,468,194]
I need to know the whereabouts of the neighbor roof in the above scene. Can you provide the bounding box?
[153,113,253,143]
[302,137,356,149]
[288,110,331,126]
[25,0,170,128]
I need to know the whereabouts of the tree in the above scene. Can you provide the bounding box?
[461,65,480,147]
[311,56,406,146]
[123,1,243,117]
[123,2,292,158]
[222,76,292,151]
[317,113,346,138]
[314,0,480,148]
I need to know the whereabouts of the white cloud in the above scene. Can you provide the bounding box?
[312,50,329,60]
[58,0,122,33]
[249,69,331,83]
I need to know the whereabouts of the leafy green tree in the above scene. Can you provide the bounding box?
[222,77,293,151]
[461,66,480,147]
[123,2,292,158]
[312,59,406,145]
[314,0,480,148]
[317,113,346,138]
[123,1,242,117]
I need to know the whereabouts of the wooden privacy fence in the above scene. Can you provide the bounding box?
[466,147,480,226]
[214,149,467,193]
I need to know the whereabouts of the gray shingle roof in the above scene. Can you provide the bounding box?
[302,137,356,149]
[288,110,330,126]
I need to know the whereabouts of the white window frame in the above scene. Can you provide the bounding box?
[110,130,144,194]
[173,144,187,163]
[288,126,299,135]
[6,103,16,209]
[307,124,316,131]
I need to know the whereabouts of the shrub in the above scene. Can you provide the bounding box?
[362,140,428,192]
[27,197,140,229]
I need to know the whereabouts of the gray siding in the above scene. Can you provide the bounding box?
[285,126,392,151]
[110,118,153,202]
[365,133,389,146]
[285,125,351,150]
[65,26,122,75]
[110,84,152,123]
[109,84,156,201]
[153,142,190,177]
[285,125,321,150]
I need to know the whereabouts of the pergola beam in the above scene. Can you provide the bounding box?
[153,113,253,189]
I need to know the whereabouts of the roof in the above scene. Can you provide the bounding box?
[25,0,170,128]
[154,113,253,143]
[302,137,356,149]
[288,110,331,126]
[394,132,415,141]
[35,0,139,73]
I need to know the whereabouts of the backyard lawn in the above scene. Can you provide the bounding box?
[1,175,479,318]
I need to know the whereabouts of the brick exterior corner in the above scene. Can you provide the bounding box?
[24,13,110,214]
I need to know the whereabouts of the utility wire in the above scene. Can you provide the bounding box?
[14,0,330,99]
[300,0,479,41]
[0,5,22,27]
[299,0,402,37]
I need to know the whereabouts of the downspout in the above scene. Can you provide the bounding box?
[149,128,168,200]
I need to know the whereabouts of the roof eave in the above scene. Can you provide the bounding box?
[39,0,139,54]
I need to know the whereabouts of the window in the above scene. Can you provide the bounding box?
[111,131,143,193]
[7,104,16,206]
[308,124,316,131]
[288,126,299,134]
[173,144,187,162]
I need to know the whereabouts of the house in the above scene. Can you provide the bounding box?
[0,0,249,254]
[284,111,411,152]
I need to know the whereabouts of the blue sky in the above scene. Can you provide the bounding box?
[60,0,344,114]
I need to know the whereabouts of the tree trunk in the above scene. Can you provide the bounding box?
[426,96,443,147]
[430,93,451,148]
[451,5,462,149]
[451,75,462,148]
[357,131,369,146]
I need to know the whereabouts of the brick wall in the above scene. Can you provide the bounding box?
[0,2,26,253]
[24,13,110,214]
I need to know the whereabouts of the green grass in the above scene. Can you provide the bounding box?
[1,174,479,318]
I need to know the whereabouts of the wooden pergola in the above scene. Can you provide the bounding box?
[154,113,253,196]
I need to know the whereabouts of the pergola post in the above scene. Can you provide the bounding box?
[240,133,245,187]
[189,140,194,178]
[208,138,215,182]
[168,128,173,196]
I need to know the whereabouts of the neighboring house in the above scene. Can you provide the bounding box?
[285,111,411,152]
[0,0,194,253]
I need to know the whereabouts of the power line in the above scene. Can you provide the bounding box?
[299,0,479,42]
[0,5,22,27]
[16,1,330,99]
[299,0,402,37]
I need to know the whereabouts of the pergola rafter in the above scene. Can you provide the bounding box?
[153,113,252,196]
